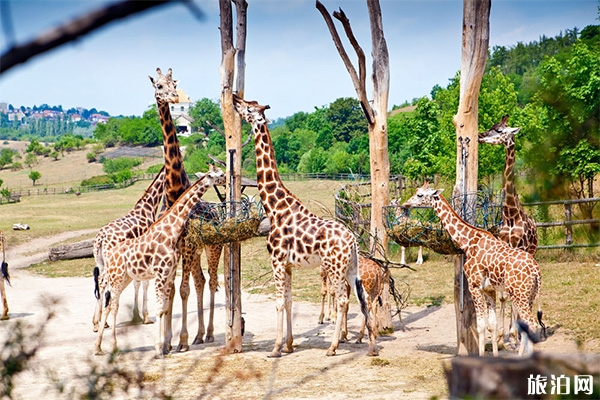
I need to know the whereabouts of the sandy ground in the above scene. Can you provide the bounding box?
[1,231,582,399]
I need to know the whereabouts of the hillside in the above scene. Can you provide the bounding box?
[0,140,162,189]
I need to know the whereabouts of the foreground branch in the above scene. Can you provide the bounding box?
[0,0,201,74]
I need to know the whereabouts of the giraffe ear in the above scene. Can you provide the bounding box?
[149,76,155,84]
[434,189,444,196]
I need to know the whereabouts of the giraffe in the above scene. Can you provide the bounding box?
[403,182,545,356]
[479,115,538,343]
[355,256,384,344]
[0,230,10,320]
[318,255,384,334]
[94,166,225,358]
[390,199,424,265]
[149,67,224,351]
[91,167,166,332]
[233,94,376,357]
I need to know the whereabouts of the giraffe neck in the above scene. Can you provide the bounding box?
[252,121,309,218]
[151,176,213,243]
[131,167,166,215]
[157,100,190,207]
[431,194,480,251]
[502,139,522,221]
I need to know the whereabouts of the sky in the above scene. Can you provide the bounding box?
[0,0,598,120]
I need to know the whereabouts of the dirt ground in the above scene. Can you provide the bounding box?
[2,230,582,399]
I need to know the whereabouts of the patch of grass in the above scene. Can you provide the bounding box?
[25,257,95,278]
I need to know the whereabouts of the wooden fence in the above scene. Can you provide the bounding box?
[522,197,600,250]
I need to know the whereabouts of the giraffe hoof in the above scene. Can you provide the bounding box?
[176,344,189,353]
[367,350,379,357]
[192,336,204,345]
[326,349,337,357]
[95,349,105,356]
[205,336,214,343]
[267,351,282,358]
[282,346,293,354]
[143,317,154,325]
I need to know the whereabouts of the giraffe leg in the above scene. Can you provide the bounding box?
[202,244,222,344]
[318,267,328,324]
[416,246,424,265]
[327,276,349,356]
[191,249,207,345]
[141,280,153,324]
[131,280,143,323]
[268,263,288,358]
[156,270,176,358]
[282,268,294,354]
[485,290,499,356]
[0,280,8,320]
[177,251,194,352]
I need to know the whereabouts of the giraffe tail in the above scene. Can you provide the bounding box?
[536,275,547,341]
[93,266,100,300]
[1,261,10,287]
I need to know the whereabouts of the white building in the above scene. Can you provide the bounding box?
[170,89,195,136]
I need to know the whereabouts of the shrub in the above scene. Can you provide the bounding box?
[81,175,114,188]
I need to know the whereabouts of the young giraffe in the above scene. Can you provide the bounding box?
[1,230,10,320]
[355,257,384,344]
[149,67,224,351]
[94,166,225,358]
[404,182,545,356]
[233,94,376,357]
[479,115,538,342]
[91,167,166,332]
[318,255,384,334]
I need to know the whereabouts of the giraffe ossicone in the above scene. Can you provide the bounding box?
[404,181,545,356]
[233,94,377,357]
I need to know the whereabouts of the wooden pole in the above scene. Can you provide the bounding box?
[452,0,490,355]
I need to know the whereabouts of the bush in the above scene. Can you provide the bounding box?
[81,175,114,188]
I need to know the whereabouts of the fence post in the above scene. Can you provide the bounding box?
[564,203,573,246]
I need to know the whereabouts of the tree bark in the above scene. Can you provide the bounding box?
[452,0,490,356]
[219,0,247,354]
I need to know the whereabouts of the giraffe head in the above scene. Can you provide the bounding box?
[232,94,270,125]
[149,67,180,104]
[478,115,520,146]
[403,182,444,208]
[198,163,226,187]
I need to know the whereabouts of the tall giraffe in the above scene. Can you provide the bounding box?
[149,67,224,351]
[0,230,10,320]
[91,167,166,332]
[479,115,538,342]
[233,94,376,357]
[94,166,225,358]
[404,182,545,356]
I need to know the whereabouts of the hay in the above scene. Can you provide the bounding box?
[387,219,462,255]
[185,199,266,247]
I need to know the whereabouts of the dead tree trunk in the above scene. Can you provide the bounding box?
[48,239,94,261]
[317,0,392,330]
[219,0,248,354]
[452,0,490,356]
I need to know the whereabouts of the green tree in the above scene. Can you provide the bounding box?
[29,170,41,186]
[25,153,37,168]
[0,148,14,169]
[188,98,223,135]
[325,97,368,143]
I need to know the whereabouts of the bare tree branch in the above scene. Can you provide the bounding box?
[316,1,373,124]
[206,119,226,139]
[1,0,202,75]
